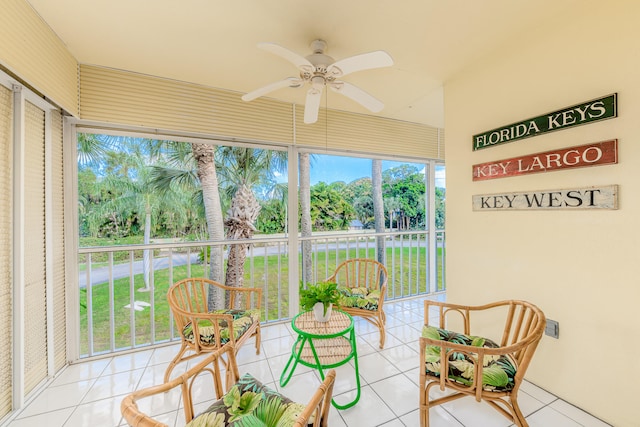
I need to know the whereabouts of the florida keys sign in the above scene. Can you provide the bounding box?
[473,94,617,150]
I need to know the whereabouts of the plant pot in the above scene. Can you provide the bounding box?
[313,302,332,322]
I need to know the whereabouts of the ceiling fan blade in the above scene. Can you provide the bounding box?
[329,81,384,112]
[258,42,314,70]
[241,77,302,102]
[304,87,323,124]
[327,50,393,78]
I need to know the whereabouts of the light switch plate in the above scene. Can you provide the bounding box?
[545,319,559,338]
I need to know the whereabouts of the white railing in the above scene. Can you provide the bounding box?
[77,230,445,358]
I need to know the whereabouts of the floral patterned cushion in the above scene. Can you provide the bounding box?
[183,309,260,346]
[422,326,518,392]
[337,286,380,311]
[186,373,310,427]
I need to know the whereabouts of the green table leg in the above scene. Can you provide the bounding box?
[311,329,361,410]
[280,335,306,387]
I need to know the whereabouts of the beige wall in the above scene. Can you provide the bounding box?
[444,3,640,426]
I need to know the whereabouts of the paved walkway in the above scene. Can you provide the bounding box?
[78,253,200,288]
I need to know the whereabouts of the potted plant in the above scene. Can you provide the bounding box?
[299,281,340,322]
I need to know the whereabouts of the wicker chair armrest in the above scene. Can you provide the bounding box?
[377,282,387,305]
[419,334,527,356]
[293,370,336,427]
[121,380,177,427]
[121,346,238,427]
[423,300,473,333]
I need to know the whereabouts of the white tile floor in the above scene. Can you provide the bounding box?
[7,296,611,427]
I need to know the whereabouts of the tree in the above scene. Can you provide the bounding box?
[372,159,385,264]
[309,182,355,231]
[383,196,401,231]
[435,187,446,229]
[149,140,226,308]
[299,153,313,285]
[108,164,165,289]
[345,177,373,228]
[216,147,287,303]
[187,143,227,307]
[255,182,288,234]
[383,166,425,230]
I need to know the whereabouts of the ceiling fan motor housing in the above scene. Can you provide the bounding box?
[302,40,335,81]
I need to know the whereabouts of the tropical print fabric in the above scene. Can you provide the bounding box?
[185,373,310,427]
[337,286,380,311]
[422,325,518,392]
[183,309,260,346]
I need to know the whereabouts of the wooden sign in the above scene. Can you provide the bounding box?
[472,185,618,211]
[473,94,617,151]
[473,140,617,181]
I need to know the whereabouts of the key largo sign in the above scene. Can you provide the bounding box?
[472,140,617,181]
[473,94,617,151]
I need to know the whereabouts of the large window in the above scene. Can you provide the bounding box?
[75,132,445,357]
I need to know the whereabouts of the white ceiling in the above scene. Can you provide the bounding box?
[27,0,580,128]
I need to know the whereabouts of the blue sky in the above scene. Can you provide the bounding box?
[276,154,446,188]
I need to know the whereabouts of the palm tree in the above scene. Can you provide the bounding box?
[372,159,386,265]
[190,143,226,307]
[101,141,191,289]
[255,182,288,234]
[384,196,401,231]
[77,133,116,169]
[216,147,286,304]
[299,153,313,285]
[149,140,227,308]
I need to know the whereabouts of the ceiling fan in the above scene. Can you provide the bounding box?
[241,39,393,124]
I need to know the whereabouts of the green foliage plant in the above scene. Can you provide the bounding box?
[299,281,340,316]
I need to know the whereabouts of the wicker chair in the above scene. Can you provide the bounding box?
[328,258,388,348]
[164,277,262,383]
[122,345,337,427]
[419,300,546,427]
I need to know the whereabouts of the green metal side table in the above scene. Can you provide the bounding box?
[279,309,361,409]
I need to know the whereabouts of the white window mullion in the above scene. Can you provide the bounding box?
[44,109,55,377]
[12,83,25,410]
[64,120,80,362]
[426,160,437,293]
[287,143,299,317]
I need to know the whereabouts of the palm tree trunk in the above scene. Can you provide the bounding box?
[191,142,225,309]
[299,153,313,284]
[142,209,151,289]
[224,184,261,308]
[225,242,248,306]
[372,159,385,265]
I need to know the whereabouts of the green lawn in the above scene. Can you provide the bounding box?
[79,246,444,356]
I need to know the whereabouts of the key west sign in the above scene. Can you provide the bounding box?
[473,94,617,151]
[472,185,618,211]
[473,140,617,181]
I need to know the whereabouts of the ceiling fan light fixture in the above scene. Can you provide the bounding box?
[310,75,325,89]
